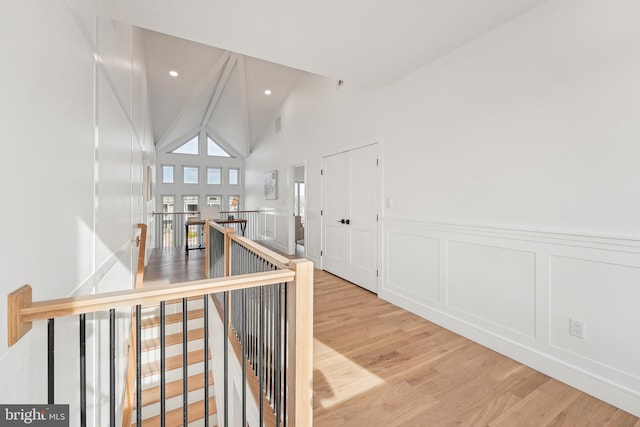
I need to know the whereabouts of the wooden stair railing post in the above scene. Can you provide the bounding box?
[205,220,211,279]
[287,259,314,427]
[224,227,233,278]
[135,223,147,289]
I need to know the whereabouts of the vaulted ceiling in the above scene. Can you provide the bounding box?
[115,0,550,156]
[141,29,306,157]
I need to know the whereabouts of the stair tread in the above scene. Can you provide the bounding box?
[141,309,204,329]
[139,372,214,406]
[142,349,211,378]
[142,328,205,351]
[131,396,216,427]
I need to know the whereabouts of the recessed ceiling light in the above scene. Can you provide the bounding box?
[264,89,272,95]
[169,70,179,77]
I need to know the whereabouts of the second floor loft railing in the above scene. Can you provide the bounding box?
[205,221,313,427]
[153,210,260,250]
[7,221,313,427]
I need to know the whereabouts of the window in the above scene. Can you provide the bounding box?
[171,135,199,155]
[161,196,176,247]
[183,166,199,184]
[183,196,199,218]
[207,167,222,185]
[228,195,240,211]
[207,195,222,210]
[228,168,239,185]
[207,136,231,157]
[162,165,174,184]
[162,195,175,213]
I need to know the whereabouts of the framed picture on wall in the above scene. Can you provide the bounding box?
[264,170,277,200]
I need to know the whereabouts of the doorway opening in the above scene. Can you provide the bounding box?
[289,163,306,257]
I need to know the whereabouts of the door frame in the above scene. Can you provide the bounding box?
[288,161,307,255]
[320,136,384,291]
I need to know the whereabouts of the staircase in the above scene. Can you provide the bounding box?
[132,297,217,427]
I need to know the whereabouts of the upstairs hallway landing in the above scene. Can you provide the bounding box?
[143,247,639,426]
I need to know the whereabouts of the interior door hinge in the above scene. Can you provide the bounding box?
[376,158,379,166]
[321,210,323,216]
[376,269,379,277]
[377,214,379,222]
[321,250,323,256]
[321,169,323,175]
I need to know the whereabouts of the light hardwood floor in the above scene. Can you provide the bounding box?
[145,248,639,426]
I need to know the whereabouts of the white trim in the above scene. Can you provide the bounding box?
[382,216,640,251]
[70,237,135,298]
[380,216,640,417]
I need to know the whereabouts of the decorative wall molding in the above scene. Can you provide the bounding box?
[381,217,640,416]
[70,236,135,298]
[258,209,289,254]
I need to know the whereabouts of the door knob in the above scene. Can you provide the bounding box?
[345,219,350,225]
[338,219,346,224]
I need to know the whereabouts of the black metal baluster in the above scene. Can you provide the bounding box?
[79,314,86,427]
[48,318,54,404]
[204,295,209,427]
[259,286,265,426]
[275,284,282,425]
[269,281,272,405]
[183,298,188,426]
[223,292,229,427]
[283,282,288,427]
[109,308,116,427]
[136,304,142,427]
[160,301,166,427]
[242,288,247,427]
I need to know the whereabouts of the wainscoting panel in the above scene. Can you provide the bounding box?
[258,209,289,253]
[447,241,536,338]
[380,217,640,416]
[549,255,640,379]
[384,227,440,305]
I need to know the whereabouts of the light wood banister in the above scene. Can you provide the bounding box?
[7,270,295,345]
[207,220,289,268]
[287,259,314,427]
[135,223,147,289]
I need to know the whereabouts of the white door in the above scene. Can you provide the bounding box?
[322,144,378,293]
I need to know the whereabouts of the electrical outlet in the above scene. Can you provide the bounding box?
[570,318,584,339]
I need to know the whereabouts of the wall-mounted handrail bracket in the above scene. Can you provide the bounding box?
[8,284,32,346]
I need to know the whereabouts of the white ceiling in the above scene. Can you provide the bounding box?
[141,29,306,155]
[116,0,550,153]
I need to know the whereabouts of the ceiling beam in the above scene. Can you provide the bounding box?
[236,55,251,157]
[201,53,239,127]
[156,51,231,150]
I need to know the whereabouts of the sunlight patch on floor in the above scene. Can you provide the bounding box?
[314,339,385,409]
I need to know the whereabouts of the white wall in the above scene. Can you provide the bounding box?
[245,0,640,416]
[245,73,383,258]
[0,0,154,424]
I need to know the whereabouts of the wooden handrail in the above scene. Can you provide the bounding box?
[208,220,290,269]
[7,270,294,345]
[231,234,290,269]
[135,223,146,289]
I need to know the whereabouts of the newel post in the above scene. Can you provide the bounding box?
[287,259,314,426]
